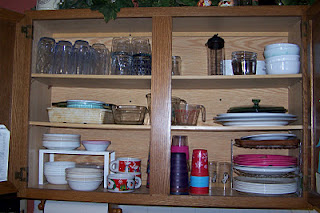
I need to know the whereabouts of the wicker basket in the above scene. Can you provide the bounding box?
[47,107,114,124]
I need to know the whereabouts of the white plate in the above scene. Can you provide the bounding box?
[216,117,296,122]
[233,165,298,175]
[215,113,296,119]
[240,133,297,141]
[218,120,290,126]
[233,176,297,194]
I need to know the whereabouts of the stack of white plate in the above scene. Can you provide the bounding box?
[233,176,298,194]
[42,133,81,150]
[44,161,76,184]
[214,113,296,126]
[66,168,103,191]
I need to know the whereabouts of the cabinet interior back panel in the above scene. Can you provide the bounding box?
[173,36,288,76]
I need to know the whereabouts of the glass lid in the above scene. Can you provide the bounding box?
[227,99,287,113]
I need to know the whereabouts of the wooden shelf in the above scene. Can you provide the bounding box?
[29,121,302,132]
[172,74,302,89]
[31,74,302,89]
[32,74,151,89]
[29,121,151,130]
[25,186,306,208]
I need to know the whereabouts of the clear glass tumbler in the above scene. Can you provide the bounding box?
[35,37,56,74]
[52,40,73,74]
[232,51,257,75]
[72,40,91,75]
[132,37,151,75]
[91,43,110,75]
[111,37,132,75]
[172,56,181,75]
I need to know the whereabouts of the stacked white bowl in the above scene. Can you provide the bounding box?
[264,43,300,75]
[44,161,76,184]
[66,167,103,191]
[82,140,111,151]
[42,133,81,150]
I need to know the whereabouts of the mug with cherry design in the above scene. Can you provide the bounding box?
[107,173,141,193]
[110,157,141,173]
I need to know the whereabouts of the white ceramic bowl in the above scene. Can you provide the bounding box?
[45,161,76,168]
[265,55,300,64]
[66,167,103,174]
[43,133,81,141]
[264,43,300,59]
[45,174,67,184]
[67,179,102,191]
[264,43,300,51]
[67,173,103,179]
[266,60,300,75]
[43,141,80,150]
[82,140,111,151]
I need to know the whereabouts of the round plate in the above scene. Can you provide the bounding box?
[240,133,297,141]
[233,165,298,175]
[215,113,296,119]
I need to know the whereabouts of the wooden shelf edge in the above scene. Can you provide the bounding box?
[0,181,18,195]
[29,121,151,130]
[24,6,308,20]
[171,125,303,131]
[24,188,308,208]
[29,121,302,131]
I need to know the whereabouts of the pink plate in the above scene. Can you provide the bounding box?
[234,154,296,161]
[233,161,297,167]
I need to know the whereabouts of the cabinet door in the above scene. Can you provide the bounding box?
[0,8,24,195]
[308,1,320,209]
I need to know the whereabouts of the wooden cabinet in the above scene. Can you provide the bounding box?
[4,3,320,209]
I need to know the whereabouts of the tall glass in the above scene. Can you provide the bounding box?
[52,40,73,74]
[111,37,132,75]
[91,43,110,75]
[132,37,152,75]
[35,37,56,74]
[72,40,91,74]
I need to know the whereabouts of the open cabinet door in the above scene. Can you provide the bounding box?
[308,0,320,209]
[0,8,26,196]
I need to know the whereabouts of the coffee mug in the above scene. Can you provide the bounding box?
[107,173,141,193]
[110,157,141,173]
[118,171,142,188]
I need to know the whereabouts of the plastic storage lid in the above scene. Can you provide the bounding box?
[227,99,287,113]
[206,34,224,50]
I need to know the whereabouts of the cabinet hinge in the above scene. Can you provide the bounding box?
[21,25,33,39]
[15,167,28,182]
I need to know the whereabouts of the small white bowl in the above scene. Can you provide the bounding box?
[67,179,102,191]
[45,161,76,168]
[265,55,300,64]
[82,140,111,151]
[66,167,103,174]
[264,43,300,51]
[264,44,300,59]
[266,60,300,75]
[45,175,67,184]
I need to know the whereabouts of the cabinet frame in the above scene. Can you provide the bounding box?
[6,5,320,209]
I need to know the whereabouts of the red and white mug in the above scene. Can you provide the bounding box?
[110,157,141,173]
[107,173,141,193]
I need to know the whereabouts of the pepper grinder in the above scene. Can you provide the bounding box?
[206,34,225,75]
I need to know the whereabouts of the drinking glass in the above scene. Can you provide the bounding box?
[172,56,181,75]
[52,40,73,74]
[36,37,56,74]
[209,161,218,189]
[218,162,231,190]
[72,40,91,74]
[91,43,110,75]
[132,37,151,75]
[111,37,132,75]
[232,51,257,75]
